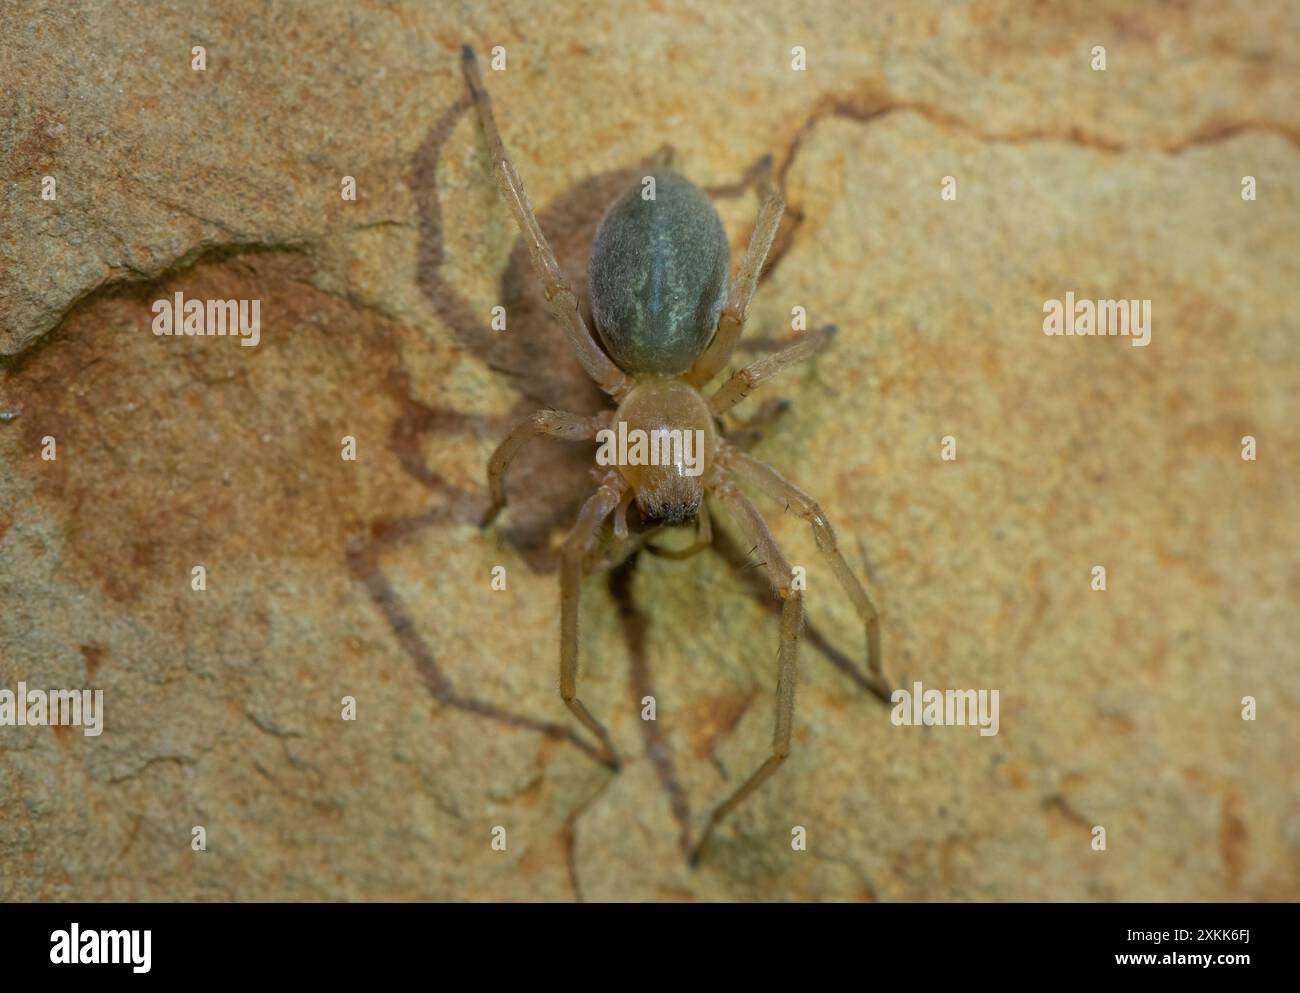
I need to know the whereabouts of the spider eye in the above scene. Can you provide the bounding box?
[637,489,701,525]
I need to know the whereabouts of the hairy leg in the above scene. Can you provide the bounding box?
[709,324,836,416]
[720,447,890,700]
[612,486,636,542]
[461,46,630,398]
[692,479,801,864]
[684,168,785,388]
[561,470,628,769]
[480,409,611,526]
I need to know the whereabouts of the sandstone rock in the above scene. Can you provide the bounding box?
[1,0,1297,901]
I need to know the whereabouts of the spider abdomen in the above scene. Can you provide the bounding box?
[587,172,730,376]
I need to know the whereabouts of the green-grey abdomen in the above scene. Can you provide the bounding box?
[587,172,729,376]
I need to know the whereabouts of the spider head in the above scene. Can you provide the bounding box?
[605,378,717,526]
[635,471,703,525]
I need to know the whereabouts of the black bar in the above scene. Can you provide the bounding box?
[1,902,1286,981]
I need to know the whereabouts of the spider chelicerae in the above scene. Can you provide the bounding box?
[462,45,892,864]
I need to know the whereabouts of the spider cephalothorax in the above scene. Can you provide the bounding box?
[464,46,892,864]
[609,378,716,524]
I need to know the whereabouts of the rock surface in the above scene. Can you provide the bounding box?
[1,0,1298,901]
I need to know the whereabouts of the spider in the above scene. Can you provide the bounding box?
[461,46,892,864]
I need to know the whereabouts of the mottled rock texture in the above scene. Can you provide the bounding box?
[1,0,1297,901]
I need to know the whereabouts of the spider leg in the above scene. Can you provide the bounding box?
[480,409,611,526]
[691,479,801,864]
[708,324,836,416]
[561,470,628,770]
[721,447,891,700]
[612,486,635,542]
[646,143,677,171]
[461,46,630,398]
[684,167,785,388]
